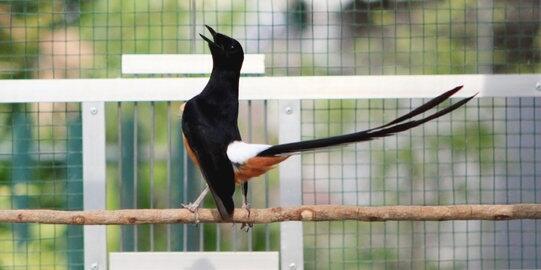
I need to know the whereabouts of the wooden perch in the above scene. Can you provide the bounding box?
[1,204,540,225]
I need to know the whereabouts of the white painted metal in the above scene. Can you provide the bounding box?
[279,100,304,270]
[82,102,107,270]
[0,74,539,103]
[109,252,279,270]
[121,54,265,74]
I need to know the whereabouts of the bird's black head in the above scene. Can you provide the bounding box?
[200,25,244,72]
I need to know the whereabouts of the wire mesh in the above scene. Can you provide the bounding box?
[0,0,539,269]
[0,103,83,269]
[301,97,541,269]
[0,0,539,79]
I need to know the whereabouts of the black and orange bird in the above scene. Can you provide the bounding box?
[181,25,476,227]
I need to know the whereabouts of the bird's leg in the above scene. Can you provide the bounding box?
[181,185,209,224]
[241,183,250,215]
[181,185,209,211]
[240,183,253,231]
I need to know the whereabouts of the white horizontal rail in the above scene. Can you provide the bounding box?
[110,252,278,270]
[0,74,539,103]
[121,54,265,74]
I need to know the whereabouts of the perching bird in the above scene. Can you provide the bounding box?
[181,25,476,227]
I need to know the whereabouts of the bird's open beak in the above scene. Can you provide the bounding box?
[200,25,221,50]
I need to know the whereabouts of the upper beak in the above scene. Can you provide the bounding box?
[205,25,217,39]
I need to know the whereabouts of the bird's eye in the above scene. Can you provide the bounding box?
[230,44,235,49]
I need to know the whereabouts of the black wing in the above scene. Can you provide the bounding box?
[182,105,236,221]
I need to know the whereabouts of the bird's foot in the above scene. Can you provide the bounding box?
[181,202,200,225]
[240,202,253,232]
[240,222,253,232]
[181,202,199,212]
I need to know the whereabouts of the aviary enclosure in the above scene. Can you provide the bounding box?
[0,0,539,269]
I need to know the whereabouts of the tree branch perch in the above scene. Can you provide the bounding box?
[1,204,540,225]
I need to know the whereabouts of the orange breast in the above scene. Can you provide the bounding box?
[234,156,288,184]
[183,134,199,166]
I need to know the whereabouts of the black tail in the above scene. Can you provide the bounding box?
[258,86,476,157]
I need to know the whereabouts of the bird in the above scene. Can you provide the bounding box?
[180,25,476,228]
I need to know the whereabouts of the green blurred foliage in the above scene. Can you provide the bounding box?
[77,0,192,77]
[351,0,540,75]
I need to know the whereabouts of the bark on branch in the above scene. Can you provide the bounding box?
[1,204,540,225]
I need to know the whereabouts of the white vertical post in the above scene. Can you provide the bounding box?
[279,100,303,270]
[82,102,107,270]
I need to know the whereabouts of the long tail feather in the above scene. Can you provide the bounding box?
[368,85,463,131]
[258,87,475,157]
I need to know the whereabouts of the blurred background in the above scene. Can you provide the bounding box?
[0,0,539,269]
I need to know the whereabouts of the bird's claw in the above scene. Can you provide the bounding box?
[181,202,198,212]
[240,222,253,232]
[181,202,200,225]
[240,202,253,232]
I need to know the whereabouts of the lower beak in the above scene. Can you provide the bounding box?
[199,33,223,52]
[199,33,215,46]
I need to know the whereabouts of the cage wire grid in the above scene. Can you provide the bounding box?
[0,103,83,269]
[0,0,540,269]
[300,97,541,269]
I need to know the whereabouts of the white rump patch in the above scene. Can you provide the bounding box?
[226,141,272,164]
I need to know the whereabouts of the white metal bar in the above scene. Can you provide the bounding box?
[82,102,107,270]
[109,252,279,270]
[121,54,265,74]
[0,75,539,103]
[279,100,304,270]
